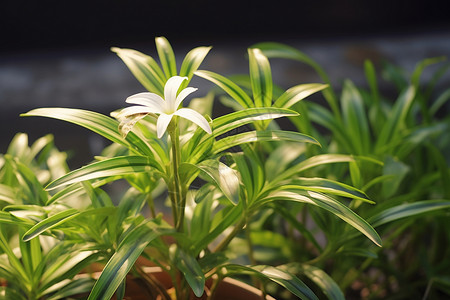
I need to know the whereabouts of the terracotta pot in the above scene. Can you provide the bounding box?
[105,267,275,300]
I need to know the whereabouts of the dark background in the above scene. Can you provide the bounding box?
[1,0,450,54]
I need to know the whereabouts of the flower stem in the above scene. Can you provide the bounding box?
[168,118,185,232]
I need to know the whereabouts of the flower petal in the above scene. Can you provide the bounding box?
[126,92,165,113]
[173,87,198,111]
[156,113,173,138]
[174,108,212,134]
[117,106,154,119]
[164,76,188,110]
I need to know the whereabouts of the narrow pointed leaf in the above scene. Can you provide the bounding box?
[249,48,272,107]
[182,160,240,205]
[213,130,319,154]
[341,80,370,154]
[111,47,166,95]
[212,107,298,138]
[375,86,416,153]
[264,190,382,246]
[170,245,205,297]
[369,200,450,228]
[195,70,254,108]
[46,156,157,191]
[0,184,16,204]
[253,42,339,117]
[155,36,177,78]
[274,83,328,109]
[88,221,172,300]
[179,46,212,89]
[289,177,375,204]
[225,264,318,300]
[21,108,154,157]
[275,154,356,183]
[22,209,79,241]
[299,264,345,300]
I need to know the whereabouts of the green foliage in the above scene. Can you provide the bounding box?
[2,37,449,300]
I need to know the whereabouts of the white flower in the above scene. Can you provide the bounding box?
[117,76,212,138]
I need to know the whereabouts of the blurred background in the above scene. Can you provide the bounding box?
[1,0,450,167]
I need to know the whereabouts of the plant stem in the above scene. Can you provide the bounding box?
[167,118,185,232]
[146,193,156,218]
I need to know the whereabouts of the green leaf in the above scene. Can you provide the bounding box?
[192,203,243,254]
[274,83,328,109]
[299,264,345,300]
[111,47,166,95]
[179,46,212,88]
[264,190,382,247]
[274,154,356,183]
[340,80,370,154]
[375,86,416,153]
[430,87,450,117]
[0,286,28,300]
[22,209,79,241]
[195,70,254,108]
[382,156,410,198]
[155,36,177,78]
[364,60,380,107]
[46,156,158,191]
[265,143,305,182]
[45,277,95,300]
[0,211,21,225]
[411,56,446,89]
[248,48,272,107]
[170,245,205,297]
[253,42,339,118]
[182,160,240,205]
[213,130,319,154]
[289,177,375,204]
[225,264,318,300]
[21,108,154,158]
[0,184,16,204]
[369,200,450,227]
[0,230,30,284]
[88,220,172,300]
[212,107,298,138]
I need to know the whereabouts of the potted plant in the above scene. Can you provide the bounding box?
[2,37,386,299]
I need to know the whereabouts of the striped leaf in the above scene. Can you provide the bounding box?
[46,156,158,191]
[264,190,382,247]
[299,264,345,300]
[225,264,318,300]
[179,46,212,89]
[274,83,328,109]
[87,221,172,300]
[248,48,272,107]
[22,209,79,241]
[21,108,155,158]
[369,200,450,227]
[212,130,319,154]
[155,36,177,78]
[195,70,254,108]
[111,47,166,95]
